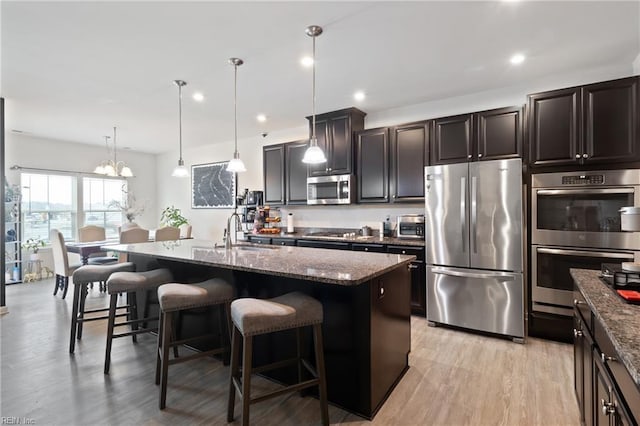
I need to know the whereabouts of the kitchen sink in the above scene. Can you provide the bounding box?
[235,245,278,251]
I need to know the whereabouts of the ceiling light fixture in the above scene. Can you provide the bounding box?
[192,92,204,102]
[302,25,327,164]
[226,58,246,173]
[256,114,267,123]
[510,53,525,65]
[172,80,189,178]
[94,127,133,177]
[354,91,366,102]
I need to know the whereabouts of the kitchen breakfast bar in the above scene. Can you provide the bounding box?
[106,239,415,419]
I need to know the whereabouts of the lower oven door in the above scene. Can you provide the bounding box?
[531,245,636,316]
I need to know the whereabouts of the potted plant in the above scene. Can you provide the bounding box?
[22,236,45,260]
[160,206,189,228]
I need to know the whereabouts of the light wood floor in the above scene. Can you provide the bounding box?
[0,279,580,425]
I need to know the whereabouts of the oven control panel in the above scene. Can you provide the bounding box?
[561,174,604,185]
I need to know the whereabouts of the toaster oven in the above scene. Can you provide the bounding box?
[397,214,425,239]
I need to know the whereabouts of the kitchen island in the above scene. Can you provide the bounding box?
[106,239,415,419]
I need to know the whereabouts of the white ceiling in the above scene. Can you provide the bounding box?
[2,1,639,154]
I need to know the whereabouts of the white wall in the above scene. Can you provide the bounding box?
[634,52,640,75]
[157,63,636,241]
[4,132,158,268]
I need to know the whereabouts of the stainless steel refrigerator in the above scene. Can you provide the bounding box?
[425,158,524,340]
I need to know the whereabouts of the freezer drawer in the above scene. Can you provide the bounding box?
[427,266,524,338]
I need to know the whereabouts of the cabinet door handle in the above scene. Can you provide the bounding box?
[478,153,483,158]
[467,154,472,159]
[280,242,286,245]
[573,299,584,306]
[575,153,581,159]
[601,352,616,363]
[408,264,419,270]
[582,153,588,159]
[601,399,615,416]
[573,329,583,338]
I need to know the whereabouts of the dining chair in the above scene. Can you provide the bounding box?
[50,229,82,299]
[78,225,117,269]
[119,227,149,244]
[155,226,180,242]
[179,224,192,239]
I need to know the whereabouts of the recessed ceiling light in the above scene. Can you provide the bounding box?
[301,56,314,67]
[256,114,267,123]
[510,53,525,65]
[354,91,366,102]
[192,92,205,102]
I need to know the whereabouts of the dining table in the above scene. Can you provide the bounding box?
[65,240,119,265]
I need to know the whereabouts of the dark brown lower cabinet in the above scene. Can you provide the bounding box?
[573,286,639,426]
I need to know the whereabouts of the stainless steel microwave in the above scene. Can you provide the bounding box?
[307,174,353,205]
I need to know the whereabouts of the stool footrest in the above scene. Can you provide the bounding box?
[168,333,219,348]
[114,316,159,327]
[233,377,320,405]
[167,346,227,366]
[251,357,298,375]
[113,327,157,339]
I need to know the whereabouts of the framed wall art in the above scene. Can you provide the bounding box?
[191,161,236,209]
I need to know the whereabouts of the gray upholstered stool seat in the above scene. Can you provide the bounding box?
[68,262,136,354]
[103,268,174,374]
[230,292,323,337]
[107,268,174,294]
[158,278,234,312]
[227,292,329,426]
[156,278,234,409]
[87,256,118,265]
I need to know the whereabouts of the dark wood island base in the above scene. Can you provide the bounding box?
[111,240,413,420]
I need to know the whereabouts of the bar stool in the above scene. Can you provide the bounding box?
[69,262,136,353]
[155,278,234,409]
[227,291,329,426]
[103,268,174,374]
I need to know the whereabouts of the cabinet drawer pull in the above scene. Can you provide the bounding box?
[575,153,581,159]
[601,352,616,363]
[467,155,472,159]
[478,153,483,158]
[573,329,583,338]
[573,299,585,306]
[364,248,369,251]
[582,153,588,159]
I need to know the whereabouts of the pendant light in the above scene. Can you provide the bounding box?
[302,25,327,164]
[172,79,189,177]
[226,58,246,173]
[94,127,133,177]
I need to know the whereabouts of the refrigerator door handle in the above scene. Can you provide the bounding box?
[431,267,516,281]
[461,176,466,253]
[471,175,477,254]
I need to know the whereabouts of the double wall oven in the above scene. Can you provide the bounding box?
[531,169,640,316]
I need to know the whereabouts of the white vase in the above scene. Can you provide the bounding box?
[29,253,40,261]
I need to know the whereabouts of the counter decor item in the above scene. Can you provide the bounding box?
[109,185,146,222]
[22,236,45,260]
[287,212,295,233]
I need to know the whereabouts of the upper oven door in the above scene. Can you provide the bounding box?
[532,186,640,249]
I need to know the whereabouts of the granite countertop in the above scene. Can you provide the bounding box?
[106,239,415,286]
[570,268,640,388]
[249,228,426,247]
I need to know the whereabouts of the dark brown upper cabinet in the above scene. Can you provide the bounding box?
[432,113,473,164]
[390,121,430,203]
[529,76,639,167]
[307,107,366,177]
[263,144,285,205]
[431,106,523,165]
[355,128,389,203]
[285,140,308,205]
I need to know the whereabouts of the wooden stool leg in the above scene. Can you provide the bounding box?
[129,292,138,343]
[69,284,81,353]
[296,327,304,395]
[155,311,165,386]
[227,325,240,422]
[77,284,88,340]
[217,304,230,365]
[241,334,253,426]
[104,293,118,374]
[159,311,173,410]
[313,324,329,426]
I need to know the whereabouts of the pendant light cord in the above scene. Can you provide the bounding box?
[234,62,238,156]
[178,83,183,162]
[113,126,117,166]
[311,34,316,146]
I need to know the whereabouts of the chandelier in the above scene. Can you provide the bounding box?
[93,126,133,177]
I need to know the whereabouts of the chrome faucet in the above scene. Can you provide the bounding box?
[225,212,242,249]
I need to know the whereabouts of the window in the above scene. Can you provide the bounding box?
[21,173,77,242]
[83,178,126,239]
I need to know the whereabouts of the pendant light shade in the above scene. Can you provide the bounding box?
[226,58,246,173]
[302,25,327,164]
[172,79,189,177]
